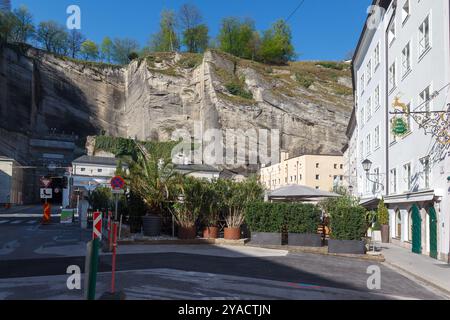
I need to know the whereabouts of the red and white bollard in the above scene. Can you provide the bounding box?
[111,221,118,293]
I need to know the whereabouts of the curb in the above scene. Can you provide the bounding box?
[244,244,385,262]
[383,260,450,298]
[118,238,247,246]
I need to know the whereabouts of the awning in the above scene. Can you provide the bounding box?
[384,190,436,204]
[268,184,340,201]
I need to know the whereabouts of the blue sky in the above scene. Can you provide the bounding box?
[11,0,371,61]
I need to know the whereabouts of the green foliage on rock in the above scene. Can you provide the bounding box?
[94,135,178,162]
[225,81,253,100]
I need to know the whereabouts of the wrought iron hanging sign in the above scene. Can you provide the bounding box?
[391,97,450,145]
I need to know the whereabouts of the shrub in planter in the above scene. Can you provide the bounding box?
[173,177,203,240]
[200,181,220,239]
[377,199,390,243]
[285,203,322,247]
[326,196,368,254]
[245,202,284,245]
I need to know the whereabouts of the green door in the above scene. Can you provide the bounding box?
[428,206,438,259]
[411,205,422,254]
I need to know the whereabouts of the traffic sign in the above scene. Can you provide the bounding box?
[40,177,51,188]
[110,176,125,190]
[40,188,53,199]
[93,211,102,240]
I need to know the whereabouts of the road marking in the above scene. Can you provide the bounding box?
[0,220,8,224]
[10,220,22,224]
[27,220,38,224]
[0,214,61,218]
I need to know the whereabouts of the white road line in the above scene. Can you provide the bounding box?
[27,220,38,224]
[0,220,8,224]
[10,220,22,224]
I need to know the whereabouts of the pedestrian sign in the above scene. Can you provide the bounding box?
[40,188,53,199]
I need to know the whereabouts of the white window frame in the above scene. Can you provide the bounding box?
[401,42,411,77]
[366,60,372,84]
[402,0,410,25]
[418,14,431,58]
[389,62,396,91]
[390,168,397,194]
[374,125,380,149]
[388,21,396,46]
[366,97,372,122]
[366,134,371,156]
[374,43,380,69]
[419,85,432,112]
[403,162,412,191]
[374,85,380,110]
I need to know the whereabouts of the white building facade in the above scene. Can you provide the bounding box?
[351,0,450,262]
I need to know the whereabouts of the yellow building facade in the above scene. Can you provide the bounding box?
[260,152,344,191]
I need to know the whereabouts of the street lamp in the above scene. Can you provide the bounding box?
[362,159,372,172]
[361,159,384,191]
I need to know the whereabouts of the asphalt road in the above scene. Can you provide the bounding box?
[0,205,446,300]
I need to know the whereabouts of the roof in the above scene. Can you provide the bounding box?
[268,184,340,200]
[174,163,221,173]
[72,155,126,167]
[351,0,393,94]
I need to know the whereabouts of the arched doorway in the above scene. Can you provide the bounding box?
[411,204,422,254]
[428,206,438,259]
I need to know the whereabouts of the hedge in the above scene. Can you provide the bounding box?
[285,203,321,234]
[245,202,285,233]
[329,204,367,241]
[245,202,321,234]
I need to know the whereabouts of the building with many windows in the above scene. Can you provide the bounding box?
[260,152,344,192]
[350,0,450,262]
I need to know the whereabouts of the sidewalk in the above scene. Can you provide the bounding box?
[382,243,450,295]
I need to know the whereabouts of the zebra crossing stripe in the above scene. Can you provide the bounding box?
[27,220,38,224]
[0,220,8,224]
[11,220,22,224]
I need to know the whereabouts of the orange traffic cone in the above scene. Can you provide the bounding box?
[42,202,51,224]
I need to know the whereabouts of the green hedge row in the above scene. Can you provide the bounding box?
[245,202,321,234]
[329,205,367,241]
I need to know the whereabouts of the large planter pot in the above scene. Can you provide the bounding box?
[288,233,322,247]
[142,215,161,237]
[328,239,366,254]
[224,227,241,240]
[203,227,219,239]
[178,226,197,239]
[381,225,390,243]
[250,232,282,245]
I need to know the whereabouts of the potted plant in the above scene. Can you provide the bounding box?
[245,202,284,245]
[201,181,220,239]
[128,145,180,237]
[173,177,203,240]
[285,203,322,247]
[324,196,368,254]
[377,199,390,243]
[219,177,264,240]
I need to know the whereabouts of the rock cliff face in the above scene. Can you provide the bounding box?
[0,44,353,169]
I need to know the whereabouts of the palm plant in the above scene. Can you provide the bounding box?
[127,141,182,215]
